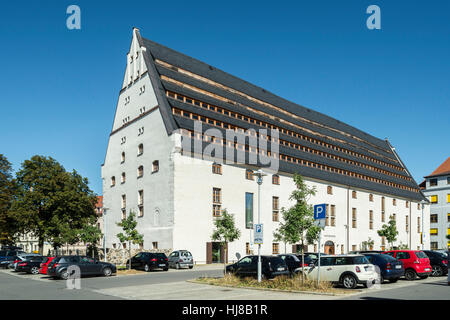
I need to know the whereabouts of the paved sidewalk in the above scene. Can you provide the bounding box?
[93,280,340,300]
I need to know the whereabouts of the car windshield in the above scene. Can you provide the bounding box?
[352,256,370,264]
[379,254,397,262]
[181,251,192,257]
[415,251,428,259]
[267,257,285,268]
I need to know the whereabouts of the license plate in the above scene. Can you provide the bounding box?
[277,267,285,271]
[395,265,401,269]
[159,264,165,267]
[425,268,430,272]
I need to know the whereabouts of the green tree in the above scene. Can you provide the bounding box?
[117,210,144,270]
[0,154,19,245]
[377,215,399,250]
[361,237,375,251]
[273,225,289,254]
[211,209,241,274]
[80,217,103,258]
[274,174,321,284]
[9,155,98,254]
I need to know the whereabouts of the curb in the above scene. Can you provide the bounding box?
[187,279,360,296]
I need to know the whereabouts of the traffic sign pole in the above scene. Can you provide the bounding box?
[318,229,321,286]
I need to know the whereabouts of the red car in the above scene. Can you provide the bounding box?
[39,256,55,275]
[384,250,431,280]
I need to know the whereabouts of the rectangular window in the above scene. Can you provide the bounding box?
[369,194,374,202]
[327,186,333,195]
[447,194,450,203]
[430,242,438,250]
[430,195,438,203]
[352,191,357,199]
[272,196,279,222]
[272,175,280,185]
[246,170,254,180]
[429,178,437,186]
[352,208,357,228]
[369,210,373,230]
[448,213,450,223]
[405,215,409,232]
[381,197,385,212]
[393,199,396,206]
[405,201,409,208]
[245,193,253,229]
[352,245,357,251]
[212,163,222,174]
[430,228,438,236]
[325,205,330,226]
[272,243,279,254]
[121,194,126,209]
[246,243,251,255]
[213,188,222,217]
[152,242,158,249]
[381,211,385,223]
[330,205,336,226]
[417,217,421,233]
[430,214,438,223]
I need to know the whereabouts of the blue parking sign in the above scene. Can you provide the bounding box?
[314,204,327,220]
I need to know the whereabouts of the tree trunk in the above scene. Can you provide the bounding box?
[38,238,44,255]
[128,240,131,271]
[301,239,305,286]
[223,244,227,276]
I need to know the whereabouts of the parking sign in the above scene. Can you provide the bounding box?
[314,204,327,220]
[254,224,263,244]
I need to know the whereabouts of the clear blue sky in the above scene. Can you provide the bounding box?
[1,0,448,195]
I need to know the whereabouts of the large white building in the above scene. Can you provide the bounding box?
[101,29,430,264]
[420,157,450,250]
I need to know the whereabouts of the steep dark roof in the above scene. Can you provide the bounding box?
[133,30,424,201]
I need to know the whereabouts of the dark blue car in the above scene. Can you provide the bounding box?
[363,253,404,283]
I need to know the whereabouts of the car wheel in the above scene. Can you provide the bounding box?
[103,267,112,277]
[144,264,150,272]
[163,268,169,271]
[31,267,39,275]
[405,269,416,281]
[342,274,358,289]
[60,270,69,280]
[389,278,399,283]
[176,263,180,270]
[431,265,443,277]
[189,266,193,269]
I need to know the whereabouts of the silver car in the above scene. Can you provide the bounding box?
[168,250,194,269]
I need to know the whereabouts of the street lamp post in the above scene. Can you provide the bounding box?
[254,169,267,283]
[420,200,426,250]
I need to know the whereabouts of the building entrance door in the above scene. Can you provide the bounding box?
[324,241,335,255]
[206,242,228,264]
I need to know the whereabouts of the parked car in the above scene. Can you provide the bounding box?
[423,250,448,277]
[10,254,42,271]
[225,255,290,279]
[47,256,116,279]
[126,252,169,272]
[384,250,431,280]
[0,255,18,269]
[39,256,56,275]
[278,254,302,274]
[168,250,194,269]
[362,253,404,283]
[0,249,25,262]
[16,256,46,274]
[304,254,378,289]
[350,251,384,254]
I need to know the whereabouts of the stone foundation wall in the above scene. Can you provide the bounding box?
[105,248,172,265]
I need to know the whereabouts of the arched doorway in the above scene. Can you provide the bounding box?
[324,241,335,255]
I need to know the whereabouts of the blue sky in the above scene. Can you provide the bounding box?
[0,0,448,195]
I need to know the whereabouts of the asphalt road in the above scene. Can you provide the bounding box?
[0,267,448,300]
